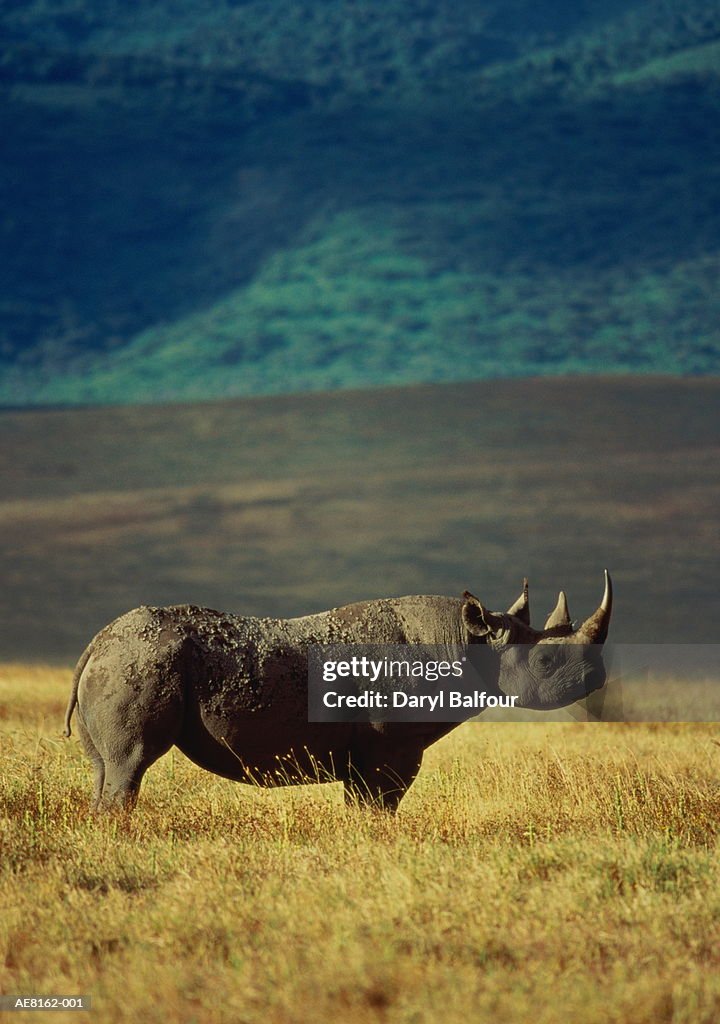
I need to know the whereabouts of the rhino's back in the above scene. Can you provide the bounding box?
[288,594,462,645]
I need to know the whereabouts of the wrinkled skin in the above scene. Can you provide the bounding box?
[64,575,612,813]
[497,643,607,710]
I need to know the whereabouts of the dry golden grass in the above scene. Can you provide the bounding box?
[2,664,720,1024]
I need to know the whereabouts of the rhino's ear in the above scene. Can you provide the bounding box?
[462,591,489,636]
[507,577,530,625]
[462,591,507,638]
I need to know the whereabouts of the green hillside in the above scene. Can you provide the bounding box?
[1,0,719,405]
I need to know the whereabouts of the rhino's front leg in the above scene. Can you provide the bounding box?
[343,738,424,811]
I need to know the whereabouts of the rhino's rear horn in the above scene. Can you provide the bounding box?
[506,577,530,625]
[573,570,613,644]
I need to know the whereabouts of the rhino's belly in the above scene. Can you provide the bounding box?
[176,711,354,786]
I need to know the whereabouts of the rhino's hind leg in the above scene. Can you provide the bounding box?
[100,758,152,811]
[77,658,185,812]
[90,728,180,812]
[74,706,150,813]
[91,713,182,812]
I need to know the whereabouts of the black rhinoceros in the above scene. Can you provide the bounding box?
[64,572,612,811]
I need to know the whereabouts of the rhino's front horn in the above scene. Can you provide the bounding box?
[573,570,613,644]
[544,590,571,630]
[507,577,530,625]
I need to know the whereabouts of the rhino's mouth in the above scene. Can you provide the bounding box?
[562,669,606,707]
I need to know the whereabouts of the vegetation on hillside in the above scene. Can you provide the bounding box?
[1,0,719,405]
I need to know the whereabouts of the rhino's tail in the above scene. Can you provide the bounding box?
[63,643,94,738]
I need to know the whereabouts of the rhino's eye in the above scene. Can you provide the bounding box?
[535,650,556,673]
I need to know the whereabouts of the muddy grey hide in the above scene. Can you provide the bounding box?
[64,572,612,812]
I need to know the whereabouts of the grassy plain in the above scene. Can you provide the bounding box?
[2,664,719,1023]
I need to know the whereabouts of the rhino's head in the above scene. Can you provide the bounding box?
[461,571,613,710]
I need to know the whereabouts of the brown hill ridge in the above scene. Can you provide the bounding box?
[1,375,717,660]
